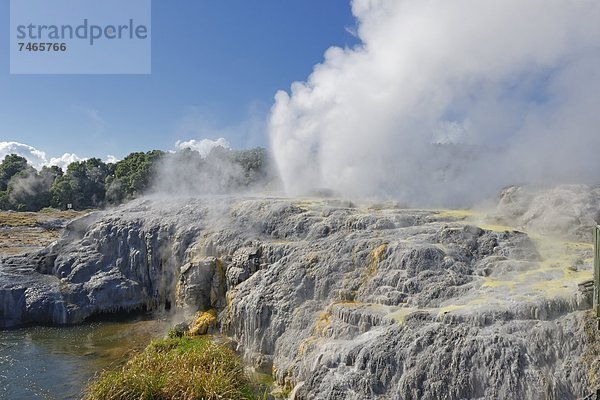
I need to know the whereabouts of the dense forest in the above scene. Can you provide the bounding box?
[0,147,270,211]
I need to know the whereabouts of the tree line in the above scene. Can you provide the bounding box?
[0,147,270,212]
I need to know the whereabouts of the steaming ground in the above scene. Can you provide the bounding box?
[2,184,600,398]
[269,0,600,206]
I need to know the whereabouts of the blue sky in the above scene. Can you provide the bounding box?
[0,0,358,161]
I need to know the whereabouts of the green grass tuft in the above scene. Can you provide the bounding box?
[84,336,260,400]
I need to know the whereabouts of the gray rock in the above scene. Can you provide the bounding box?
[1,188,599,399]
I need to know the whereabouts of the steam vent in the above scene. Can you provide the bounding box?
[3,185,600,399]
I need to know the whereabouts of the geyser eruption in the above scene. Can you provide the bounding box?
[269,0,600,206]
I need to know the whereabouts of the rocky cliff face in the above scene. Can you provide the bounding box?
[1,185,599,399]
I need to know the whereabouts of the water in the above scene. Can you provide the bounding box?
[0,317,172,400]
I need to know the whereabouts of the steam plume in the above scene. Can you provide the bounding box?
[269,0,600,206]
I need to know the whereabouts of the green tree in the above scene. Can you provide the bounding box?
[0,154,29,192]
[0,191,9,210]
[41,165,64,180]
[233,147,269,186]
[50,175,76,209]
[0,146,273,211]
[50,158,109,209]
[6,168,55,211]
[105,177,127,204]
[106,150,164,204]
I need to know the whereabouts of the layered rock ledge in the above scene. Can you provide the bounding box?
[1,185,599,399]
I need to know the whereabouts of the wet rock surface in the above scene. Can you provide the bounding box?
[1,186,600,399]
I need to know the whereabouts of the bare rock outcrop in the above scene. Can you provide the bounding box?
[1,187,600,399]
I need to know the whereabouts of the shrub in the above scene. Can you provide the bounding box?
[84,336,258,400]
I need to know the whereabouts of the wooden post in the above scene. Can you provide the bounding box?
[594,226,600,328]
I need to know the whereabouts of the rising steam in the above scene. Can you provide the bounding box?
[269,0,600,206]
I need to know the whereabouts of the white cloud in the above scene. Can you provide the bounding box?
[104,155,120,164]
[47,153,86,170]
[175,138,231,158]
[0,141,119,171]
[174,103,268,151]
[269,0,600,206]
[0,142,47,169]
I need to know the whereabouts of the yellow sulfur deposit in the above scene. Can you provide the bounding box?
[188,309,218,336]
